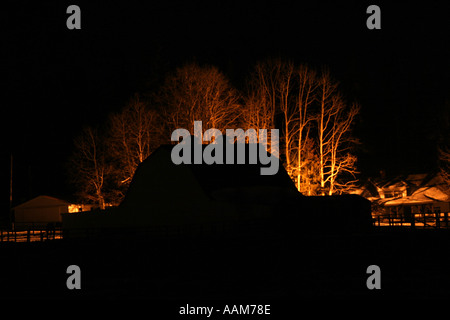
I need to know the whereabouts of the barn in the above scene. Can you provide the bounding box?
[62,143,299,232]
[62,142,372,237]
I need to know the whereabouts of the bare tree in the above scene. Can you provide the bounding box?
[293,135,321,195]
[69,126,109,209]
[158,63,240,137]
[439,147,450,188]
[436,99,450,195]
[270,61,318,185]
[290,65,318,193]
[328,100,360,194]
[243,61,360,195]
[316,71,339,195]
[316,71,360,195]
[276,60,295,173]
[108,95,159,180]
[106,94,162,202]
[241,60,294,161]
[242,61,278,132]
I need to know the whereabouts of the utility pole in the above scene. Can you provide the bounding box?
[9,153,13,229]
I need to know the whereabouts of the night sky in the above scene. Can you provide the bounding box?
[2,1,450,210]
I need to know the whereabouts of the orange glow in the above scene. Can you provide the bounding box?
[68,204,93,213]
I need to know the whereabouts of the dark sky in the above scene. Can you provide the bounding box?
[2,1,450,208]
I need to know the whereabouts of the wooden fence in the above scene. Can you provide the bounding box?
[3,213,449,242]
[0,227,63,243]
[0,219,272,243]
[373,212,450,229]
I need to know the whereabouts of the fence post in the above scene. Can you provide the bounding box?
[435,211,441,229]
[27,229,30,243]
[445,212,449,229]
[411,213,415,229]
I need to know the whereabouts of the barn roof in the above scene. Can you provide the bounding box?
[147,143,296,196]
[120,142,299,210]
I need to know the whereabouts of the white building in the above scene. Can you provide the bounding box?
[13,195,93,229]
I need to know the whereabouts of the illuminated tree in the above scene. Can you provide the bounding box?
[292,135,321,195]
[105,94,162,202]
[69,96,163,207]
[68,61,360,204]
[276,60,295,170]
[439,147,450,188]
[316,71,360,195]
[243,60,321,194]
[242,61,278,132]
[437,100,450,192]
[289,65,318,194]
[240,60,281,158]
[245,61,360,195]
[69,126,109,209]
[157,63,240,136]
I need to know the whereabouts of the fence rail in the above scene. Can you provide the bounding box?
[1,219,272,243]
[3,213,449,242]
[373,212,450,229]
[0,228,63,243]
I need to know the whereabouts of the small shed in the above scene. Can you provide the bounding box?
[13,195,71,229]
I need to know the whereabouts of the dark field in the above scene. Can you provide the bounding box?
[1,228,450,301]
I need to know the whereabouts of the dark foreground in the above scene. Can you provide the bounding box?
[1,228,450,301]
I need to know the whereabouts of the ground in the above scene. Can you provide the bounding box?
[1,228,450,302]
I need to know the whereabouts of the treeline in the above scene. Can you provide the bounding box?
[68,59,360,208]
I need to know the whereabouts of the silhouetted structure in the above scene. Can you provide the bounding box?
[62,143,372,238]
